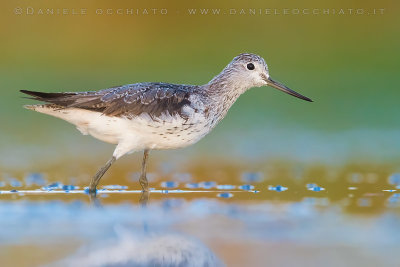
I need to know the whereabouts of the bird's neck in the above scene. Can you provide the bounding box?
[201,71,249,125]
[205,70,249,99]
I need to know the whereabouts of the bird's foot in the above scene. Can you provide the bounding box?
[88,182,98,197]
[139,176,149,192]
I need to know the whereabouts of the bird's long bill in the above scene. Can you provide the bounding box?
[267,77,313,102]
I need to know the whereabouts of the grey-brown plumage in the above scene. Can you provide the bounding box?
[21,53,313,195]
[21,82,197,119]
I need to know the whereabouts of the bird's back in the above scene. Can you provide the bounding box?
[21,82,199,119]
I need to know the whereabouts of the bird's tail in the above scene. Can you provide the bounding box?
[21,90,72,114]
[20,90,78,106]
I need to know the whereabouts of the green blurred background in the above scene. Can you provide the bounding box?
[1,0,399,168]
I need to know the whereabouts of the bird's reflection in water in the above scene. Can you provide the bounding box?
[139,191,150,207]
[54,192,224,267]
[89,191,150,207]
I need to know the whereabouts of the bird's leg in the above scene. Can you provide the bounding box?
[89,156,116,195]
[139,149,150,192]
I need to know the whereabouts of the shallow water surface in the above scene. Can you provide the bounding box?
[1,161,400,267]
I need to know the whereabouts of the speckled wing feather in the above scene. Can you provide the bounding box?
[21,82,197,118]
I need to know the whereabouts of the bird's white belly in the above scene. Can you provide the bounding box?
[33,106,211,151]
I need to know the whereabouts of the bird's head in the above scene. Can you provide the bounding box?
[222,53,312,102]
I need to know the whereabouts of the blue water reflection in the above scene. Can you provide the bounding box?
[0,173,400,266]
[0,196,399,266]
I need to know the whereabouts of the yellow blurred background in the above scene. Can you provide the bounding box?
[0,0,399,167]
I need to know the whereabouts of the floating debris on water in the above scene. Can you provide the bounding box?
[62,185,79,191]
[306,183,317,189]
[307,184,325,192]
[10,189,18,193]
[185,183,200,189]
[241,172,264,183]
[348,187,358,190]
[217,192,233,198]
[309,186,325,192]
[199,181,217,189]
[24,173,46,186]
[239,184,255,191]
[102,185,128,190]
[217,184,236,190]
[268,185,288,192]
[161,181,179,188]
[42,182,64,191]
[382,189,397,192]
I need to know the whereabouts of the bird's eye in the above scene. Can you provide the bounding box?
[247,63,255,70]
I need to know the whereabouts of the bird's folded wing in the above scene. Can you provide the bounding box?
[21,83,194,118]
